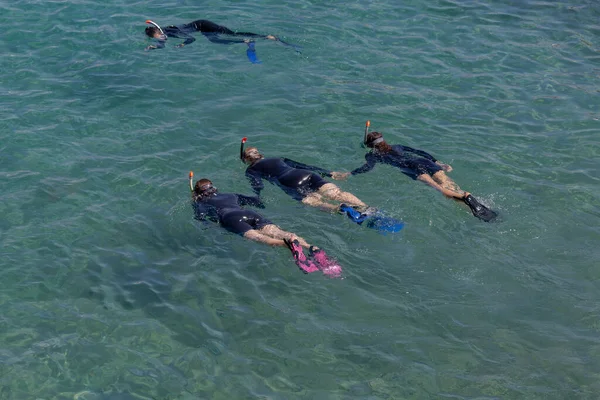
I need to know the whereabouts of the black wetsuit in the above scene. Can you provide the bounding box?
[246,158,332,200]
[153,19,268,48]
[193,192,271,235]
[351,145,442,179]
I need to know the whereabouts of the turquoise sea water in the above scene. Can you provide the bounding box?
[1,0,600,398]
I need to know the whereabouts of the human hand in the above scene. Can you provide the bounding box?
[331,171,350,180]
[144,45,156,51]
[436,161,452,172]
[176,43,185,48]
[266,35,277,40]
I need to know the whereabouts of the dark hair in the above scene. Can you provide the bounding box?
[366,132,392,152]
[194,179,217,200]
[145,26,159,37]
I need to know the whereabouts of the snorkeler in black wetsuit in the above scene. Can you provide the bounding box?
[332,127,498,222]
[144,19,277,50]
[241,144,369,213]
[192,178,312,248]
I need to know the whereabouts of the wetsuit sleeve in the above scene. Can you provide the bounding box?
[146,40,166,50]
[350,153,377,175]
[192,202,217,222]
[175,32,196,46]
[281,158,332,178]
[245,169,264,196]
[236,194,265,209]
[400,145,437,162]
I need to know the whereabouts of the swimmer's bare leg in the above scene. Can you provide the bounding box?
[431,171,466,198]
[318,183,367,208]
[301,192,340,212]
[417,173,466,199]
[243,229,287,247]
[260,224,311,248]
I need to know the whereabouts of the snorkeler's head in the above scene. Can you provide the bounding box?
[145,26,157,37]
[194,179,218,198]
[145,26,167,40]
[242,147,264,164]
[145,20,167,40]
[365,132,385,148]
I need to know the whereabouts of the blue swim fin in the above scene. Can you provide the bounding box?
[339,204,404,233]
[339,204,369,224]
[246,41,261,64]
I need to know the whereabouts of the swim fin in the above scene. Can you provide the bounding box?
[284,238,318,273]
[339,204,405,233]
[339,204,369,224]
[463,194,498,222]
[309,246,342,278]
[246,41,261,64]
[276,38,302,53]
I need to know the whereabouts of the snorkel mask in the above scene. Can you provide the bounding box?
[146,20,167,41]
[363,120,384,148]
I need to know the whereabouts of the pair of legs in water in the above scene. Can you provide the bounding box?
[301,182,367,212]
[417,169,469,200]
[243,221,310,248]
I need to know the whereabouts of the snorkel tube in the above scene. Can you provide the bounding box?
[146,20,167,40]
[363,120,370,146]
[239,137,247,162]
[189,171,194,193]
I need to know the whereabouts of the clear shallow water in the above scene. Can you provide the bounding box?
[1,0,600,398]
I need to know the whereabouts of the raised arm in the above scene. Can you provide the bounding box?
[350,153,377,175]
[282,158,332,178]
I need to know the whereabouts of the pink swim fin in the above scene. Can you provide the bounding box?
[309,246,342,278]
[284,239,319,273]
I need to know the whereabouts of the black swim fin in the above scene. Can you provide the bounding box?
[463,195,498,222]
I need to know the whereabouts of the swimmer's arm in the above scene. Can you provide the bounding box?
[244,230,286,247]
[435,161,453,172]
[175,32,196,47]
[281,158,333,178]
[236,194,265,209]
[145,40,166,51]
[350,153,377,175]
[192,202,216,222]
[245,169,265,196]
[400,145,437,162]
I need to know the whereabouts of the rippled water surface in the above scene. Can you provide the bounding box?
[1,0,600,398]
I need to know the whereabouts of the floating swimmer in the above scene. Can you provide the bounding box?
[189,172,341,276]
[240,138,369,213]
[144,19,277,50]
[332,121,498,222]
